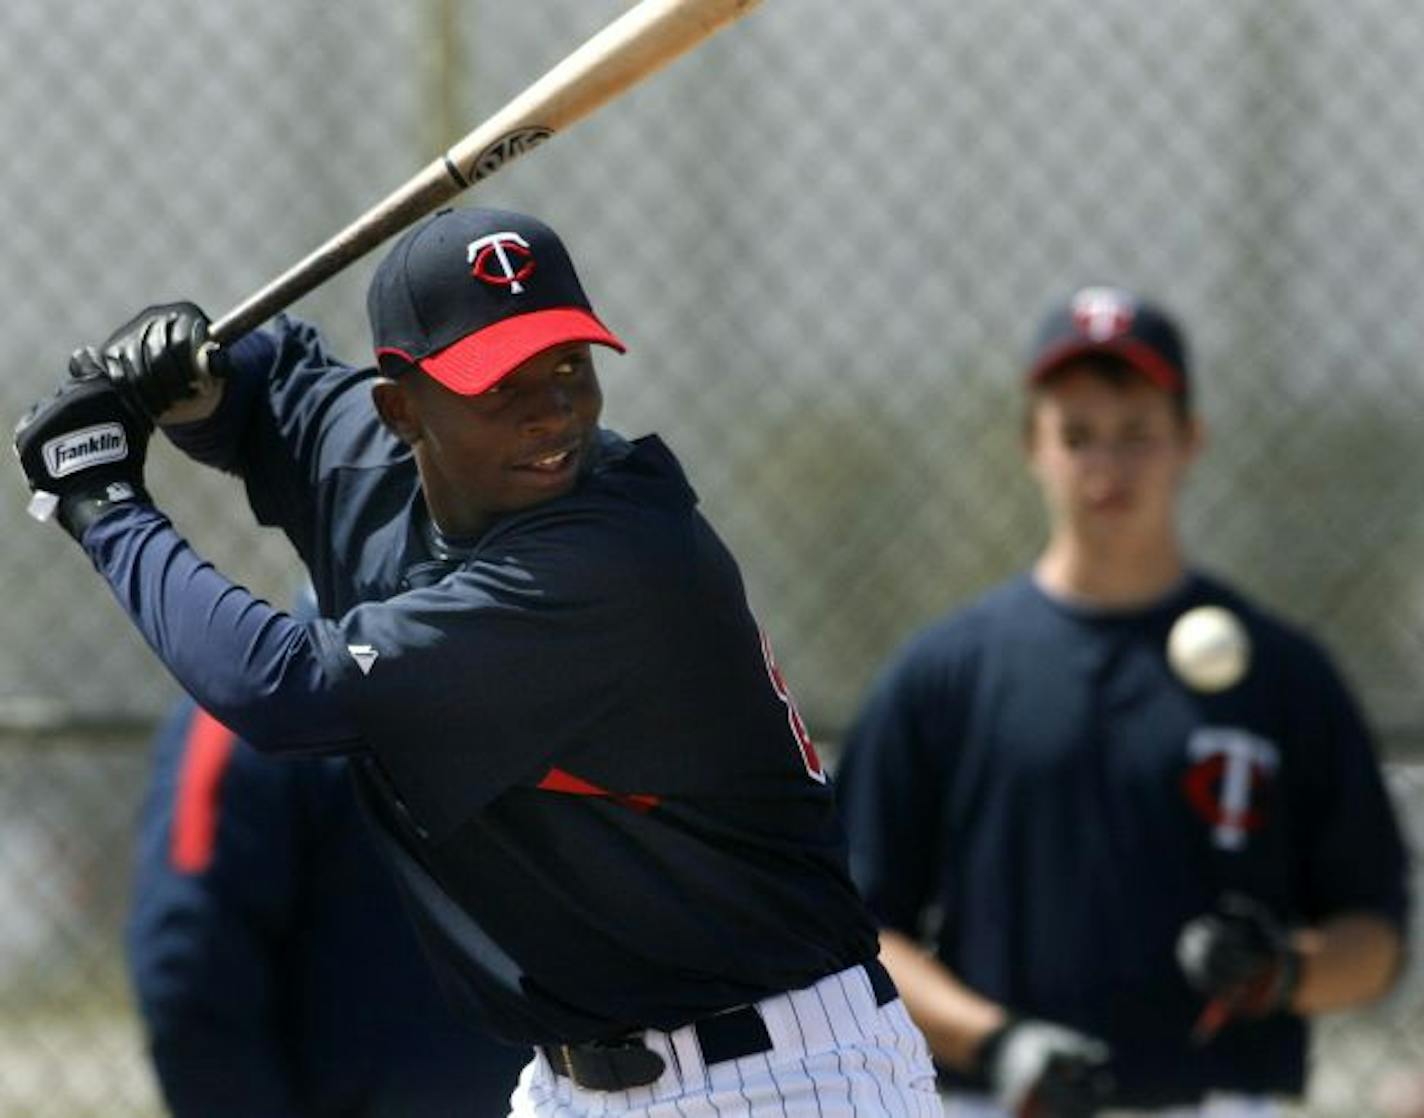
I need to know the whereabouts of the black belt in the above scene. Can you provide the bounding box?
[544,959,898,1092]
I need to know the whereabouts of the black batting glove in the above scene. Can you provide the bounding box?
[14,347,153,541]
[976,1017,1115,1118]
[102,301,226,420]
[1177,893,1301,1019]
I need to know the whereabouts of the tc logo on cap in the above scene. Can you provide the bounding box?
[1071,286,1137,342]
[468,232,535,295]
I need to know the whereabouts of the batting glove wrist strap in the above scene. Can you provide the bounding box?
[54,479,153,540]
[971,1019,1012,1084]
[1269,943,1303,1014]
[14,348,154,543]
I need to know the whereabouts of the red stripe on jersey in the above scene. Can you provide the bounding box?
[537,767,661,814]
[170,709,239,873]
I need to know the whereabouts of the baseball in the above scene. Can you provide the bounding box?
[1167,606,1251,692]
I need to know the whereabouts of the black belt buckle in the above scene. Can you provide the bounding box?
[546,1038,666,1091]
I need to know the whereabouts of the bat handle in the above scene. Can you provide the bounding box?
[1191,996,1234,1045]
[194,340,221,378]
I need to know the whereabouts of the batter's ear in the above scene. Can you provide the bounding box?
[1186,414,1206,457]
[372,377,420,445]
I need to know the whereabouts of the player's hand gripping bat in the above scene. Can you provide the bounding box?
[1178,893,1301,1043]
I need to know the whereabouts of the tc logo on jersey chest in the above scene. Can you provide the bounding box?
[42,423,127,477]
[1181,727,1280,851]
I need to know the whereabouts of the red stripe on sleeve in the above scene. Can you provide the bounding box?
[537,766,660,813]
[537,767,605,796]
[169,708,239,874]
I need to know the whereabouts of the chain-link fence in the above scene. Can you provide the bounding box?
[1,1,1422,1114]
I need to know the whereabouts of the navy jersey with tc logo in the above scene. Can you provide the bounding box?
[836,572,1410,1106]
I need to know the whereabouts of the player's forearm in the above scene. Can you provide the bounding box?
[878,928,1007,1072]
[82,503,361,754]
[1288,912,1404,1014]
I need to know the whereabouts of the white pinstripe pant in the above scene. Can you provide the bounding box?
[941,1091,1281,1117]
[508,962,940,1116]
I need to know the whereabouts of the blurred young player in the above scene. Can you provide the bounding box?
[835,286,1411,1117]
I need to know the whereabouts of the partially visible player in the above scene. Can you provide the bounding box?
[15,206,938,1117]
[127,591,529,1117]
[835,286,1411,1117]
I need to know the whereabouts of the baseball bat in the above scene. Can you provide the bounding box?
[206,0,763,348]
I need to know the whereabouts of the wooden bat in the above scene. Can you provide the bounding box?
[206,0,763,348]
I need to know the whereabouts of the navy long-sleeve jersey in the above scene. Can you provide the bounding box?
[127,697,529,1117]
[836,573,1411,1106]
[88,315,876,1046]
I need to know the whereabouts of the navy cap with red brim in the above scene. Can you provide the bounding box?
[368,206,626,395]
[1025,286,1191,397]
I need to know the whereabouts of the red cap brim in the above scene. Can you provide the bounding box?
[413,307,626,395]
[1029,338,1184,394]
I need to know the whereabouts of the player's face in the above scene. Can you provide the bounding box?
[387,342,604,537]
[1025,364,1200,547]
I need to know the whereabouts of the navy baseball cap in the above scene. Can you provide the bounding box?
[1026,286,1189,396]
[367,206,625,395]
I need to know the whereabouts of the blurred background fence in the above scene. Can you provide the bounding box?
[0,1,1421,1114]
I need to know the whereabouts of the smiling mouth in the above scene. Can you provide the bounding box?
[516,445,580,474]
